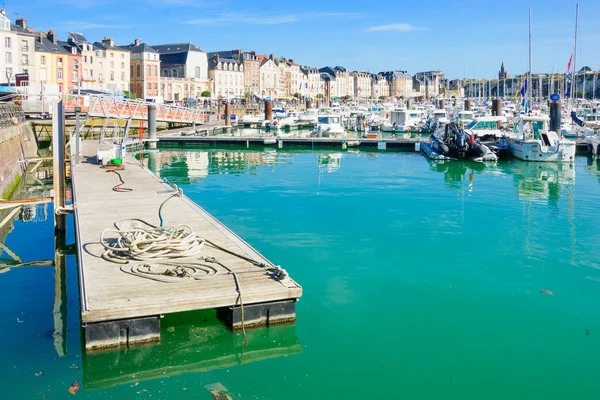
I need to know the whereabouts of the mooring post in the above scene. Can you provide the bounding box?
[264,99,273,121]
[437,99,445,109]
[306,99,311,109]
[492,98,502,116]
[550,100,561,133]
[225,102,231,127]
[148,104,157,149]
[406,98,412,110]
[75,108,81,166]
[464,99,472,111]
[52,100,66,232]
[53,234,68,357]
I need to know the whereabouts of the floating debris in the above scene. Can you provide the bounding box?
[35,371,43,377]
[211,391,232,400]
[540,289,553,296]
[586,330,591,335]
[68,380,80,395]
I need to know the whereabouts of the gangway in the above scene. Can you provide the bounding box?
[63,95,207,124]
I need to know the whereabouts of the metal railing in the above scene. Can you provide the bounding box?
[63,94,207,124]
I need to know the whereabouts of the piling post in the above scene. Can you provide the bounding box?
[264,99,273,121]
[225,102,231,127]
[492,99,502,116]
[406,99,412,109]
[52,100,66,232]
[437,99,445,109]
[550,101,561,134]
[75,108,81,166]
[464,99,472,111]
[148,104,157,149]
[306,99,312,109]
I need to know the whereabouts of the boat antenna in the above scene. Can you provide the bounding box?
[570,3,579,110]
[528,7,533,114]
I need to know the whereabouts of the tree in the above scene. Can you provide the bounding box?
[123,90,136,99]
[316,94,324,99]
[378,96,386,101]
[293,92,301,99]
[343,95,352,101]
[201,91,211,98]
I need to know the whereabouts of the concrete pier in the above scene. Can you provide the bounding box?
[71,141,302,350]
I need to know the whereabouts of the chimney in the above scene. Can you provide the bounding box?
[134,38,141,46]
[102,37,114,47]
[269,54,274,61]
[47,30,57,44]
[37,35,42,44]
[213,54,219,63]
[16,18,26,30]
[236,49,241,56]
[290,58,294,64]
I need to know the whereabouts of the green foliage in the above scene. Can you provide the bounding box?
[316,94,324,99]
[201,91,211,98]
[123,90,136,99]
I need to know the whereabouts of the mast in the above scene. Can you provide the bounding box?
[528,7,533,113]
[570,3,578,107]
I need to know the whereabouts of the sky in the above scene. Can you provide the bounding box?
[6,0,600,79]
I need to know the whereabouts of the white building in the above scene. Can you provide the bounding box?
[259,55,282,99]
[208,53,244,99]
[0,11,36,85]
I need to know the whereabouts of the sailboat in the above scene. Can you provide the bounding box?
[501,7,576,163]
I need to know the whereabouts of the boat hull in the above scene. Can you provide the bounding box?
[503,139,576,163]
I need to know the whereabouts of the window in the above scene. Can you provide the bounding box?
[172,68,177,78]
[146,65,150,76]
[21,54,28,65]
[110,72,114,81]
[110,53,114,58]
[130,65,133,77]
[137,64,141,77]
[195,66,201,78]
[154,83,157,90]
[5,37,10,48]
[110,61,114,68]
[121,62,124,69]
[83,55,87,63]
[5,51,11,63]
[41,55,46,65]
[57,68,63,80]
[147,83,151,90]
[162,69,167,76]
[72,70,78,82]
[90,56,93,63]
[153,65,157,76]
[121,72,124,80]
[99,73,103,82]
[20,39,28,51]
[121,53,124,59]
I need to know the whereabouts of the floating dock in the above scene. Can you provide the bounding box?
[71,141,302,350]
[158,134,424,151]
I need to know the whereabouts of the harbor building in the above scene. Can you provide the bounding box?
[352,71,372,99]
[153,42,210,101]
[380,70,412,99]
[208,53,244,99]
[0,11,36,86]
[119,38,160,99]
[259,54,282,99]
[211,49,260,98]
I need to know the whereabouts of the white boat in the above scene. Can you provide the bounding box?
[456,110,475,127]
[588,134,600,157]
[431,109,450,124]
[298,109,319,125]
[463,116,507,139]
[238,114,264,125]
[312,115,346,138]
[389,110,424,132]
[500,115,576,163]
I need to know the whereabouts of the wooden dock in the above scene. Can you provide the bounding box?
[71,141,302,350]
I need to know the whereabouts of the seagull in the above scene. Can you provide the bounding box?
[16,318,23,323]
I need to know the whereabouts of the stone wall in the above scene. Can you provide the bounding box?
[0,104,37,199]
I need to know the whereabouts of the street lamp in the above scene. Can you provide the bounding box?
[74,59,81,96]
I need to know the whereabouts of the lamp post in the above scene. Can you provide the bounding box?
[74,59,81,96]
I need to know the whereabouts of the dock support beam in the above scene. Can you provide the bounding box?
[492,98,502,116]
[464,99,472,111]
[217,299,297,330]
[264,99,273,121]
[225,102,231,127]
[550,100,561,133]
[84,316,160,350]
[148,104,157,149]
[52,100,66,232]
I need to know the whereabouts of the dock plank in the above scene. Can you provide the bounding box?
[72,141,301,324]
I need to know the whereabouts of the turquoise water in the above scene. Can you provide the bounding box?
[2,150,600,399]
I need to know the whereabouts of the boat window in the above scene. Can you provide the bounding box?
[319,117,339,124]
[410,113,420,118]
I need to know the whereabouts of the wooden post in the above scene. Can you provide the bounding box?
[148,104,157,149]
[53,234,68,357]
[225,102,231,126]
[75,110,80,165]
[52,100,66,232]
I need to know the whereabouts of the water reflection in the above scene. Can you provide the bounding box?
[82,310,301,391]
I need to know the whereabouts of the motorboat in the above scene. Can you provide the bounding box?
[298,108,319,125]
[500,115,576,163]
[311,114,346,138]
[238,113,264,128]
[389,109,424,132]
[422,122,498,162]
[463,116,507,140]
[456,110,475,127]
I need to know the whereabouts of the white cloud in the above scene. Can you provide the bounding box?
[366,23,423,32]
[188,12,364,26]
